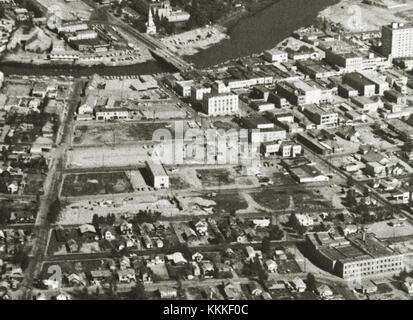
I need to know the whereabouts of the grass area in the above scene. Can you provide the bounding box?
[61,172,133,197]
[196,168,235,187]
[126,122,175,141]
[272,172,296,185]
[210,193,248,214]
[170,176,192,190]
[23,174,45,195]
[293,191,333,211]
[250,189,290,210]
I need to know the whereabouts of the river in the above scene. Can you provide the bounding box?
[0,0,338,76]
[188,0,339,67]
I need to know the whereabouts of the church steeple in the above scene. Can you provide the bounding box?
[146,8,157,34]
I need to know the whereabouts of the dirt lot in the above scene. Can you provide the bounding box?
[66,145,151,169]
[73,122,176,146]
[162,25,229,56]
[168,165,259,190]
[36,0,93,21]
[318,0,413,31]
[366,220,413,238]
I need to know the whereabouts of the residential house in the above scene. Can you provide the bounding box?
[158,287,178,299]
[245,246,256,261]
[248,281,263,296]
[223,281,240,300]
[265,259,278,273]
[117,269,136,283]
[292,277,306,293]
[403,277,413,295]
[200,260,215,278]
[316,284,333,298]
[166,252,187,265]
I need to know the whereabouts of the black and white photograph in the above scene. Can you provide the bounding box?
[0,0,412,309]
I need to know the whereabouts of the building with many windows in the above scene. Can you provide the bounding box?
[382,22,413,58]
[302,104,338,128]
[202,92,239,116]
[305,231,404,279]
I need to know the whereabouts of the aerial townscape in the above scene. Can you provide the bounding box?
[2,0,413,303]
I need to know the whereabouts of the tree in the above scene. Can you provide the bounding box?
[306,273,317,292]
[0,4,5,19]
[0,206,10,225]
[12,248,29,270]
[346,188,357,207]
[347,177,355,188]
[47,198,61,224]
[107,213,116,225]
[128,281,146,300]
[261,237,271,255]
[92,214,99,227]
[269,225,284,240]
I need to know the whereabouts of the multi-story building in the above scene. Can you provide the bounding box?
[302,104,338,128]
[175,80,193,98]
[382,22,413,58]
[202,92,239,116]
[241,115,287,144]
[145,160,169,189]
[276,80,327,106]
[343,72,376,97]
[305,232,404,279]
[191,84,211,102]
[263,49,288,63]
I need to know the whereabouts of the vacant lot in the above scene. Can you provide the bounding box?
[170,176,192,190]
[61,172,133,197]
[196,168,235,187]
[210,192,248,214]
[73,122,175,146]
[23,173,45,195]
[250,189,291,211]
[318,0,413,31]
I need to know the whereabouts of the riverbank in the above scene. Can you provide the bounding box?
[188,0,339,67]
[161,25,229,57]
[221,0,282,31]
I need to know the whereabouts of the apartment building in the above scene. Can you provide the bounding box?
[202,92,239,116]
[382,22,413,58]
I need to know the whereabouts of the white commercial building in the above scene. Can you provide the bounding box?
[146,161,169,189]
[202,93,239,116]
[382,22,413,58]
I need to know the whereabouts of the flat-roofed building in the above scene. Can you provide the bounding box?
[305,232,404,279]
[145,160,169,189]
[202,92,239,116]
[175,80,193,97]
[276,80,327,106]
[302,104,338,128]
[343,72,376,97]
[263,48,288,63]
[388,118,413,141]
[382,22,413,58]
